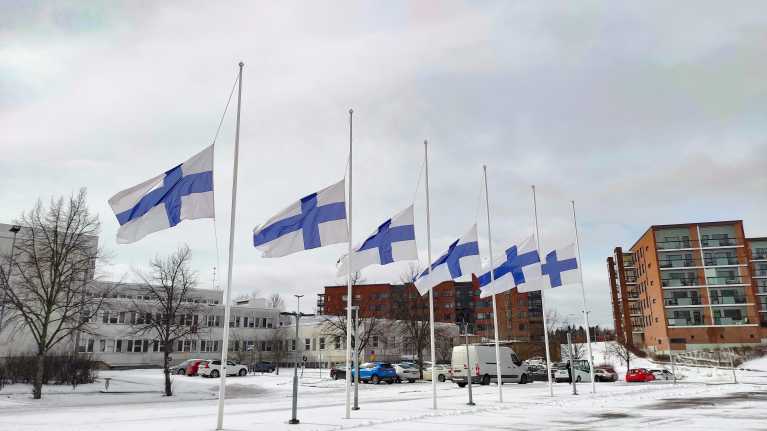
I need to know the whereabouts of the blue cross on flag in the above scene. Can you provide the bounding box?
[540,244,579,289]
[253,179,348,257]
[108,145,214,244]
[478,235,542,297]
[415,224,480,295]
[337,205,417,276]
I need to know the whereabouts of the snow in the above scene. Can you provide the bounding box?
[1,352,766,431]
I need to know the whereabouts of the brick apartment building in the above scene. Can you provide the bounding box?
[608,220,767,354]
[318,280,544,342]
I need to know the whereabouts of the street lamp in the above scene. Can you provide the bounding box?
[280,294,314,425]
[0,225,21,332]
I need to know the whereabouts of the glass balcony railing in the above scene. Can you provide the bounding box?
[707,276,748,285]
[714,317,748,325]
[659,259,696,269]
[710,295,748,305]
[752,253,767,260]
[667,317,705,326]
[664,297,702,306]
[752,269,767,277]
[701,237,739,248]
[625,276,638,283]
[656,240,693,250]
[662,278,702,287]
[704,257,740,266]
[756,286,767,295]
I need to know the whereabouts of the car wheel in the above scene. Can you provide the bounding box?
[518,374,527,384]
[438,374,446,382]
[481,374,490,386]
[576,376,582,383]
[211,370,220,378]
[177,369,185,375]
[239,369,247,376]
[457,382,467,388]
[371,375,380,384]
[408,379,415,383]
[386,379,393,385]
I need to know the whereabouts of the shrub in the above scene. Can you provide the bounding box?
[0,353,98,390]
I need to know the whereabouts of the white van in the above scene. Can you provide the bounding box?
[451,344,530,386]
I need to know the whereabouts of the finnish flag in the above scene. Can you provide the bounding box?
[109,145,214,244]
[336,205,417,276]
[253,179,348,258]
[479,235,543,296]
[539,244,580,290]
[415,224,480,295]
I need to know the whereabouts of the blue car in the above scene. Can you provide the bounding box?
[351,362,397,384]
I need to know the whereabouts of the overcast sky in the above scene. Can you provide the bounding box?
[2,1,766,328]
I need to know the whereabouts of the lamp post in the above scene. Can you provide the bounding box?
[0,225,21,332]
[280,294,314,425]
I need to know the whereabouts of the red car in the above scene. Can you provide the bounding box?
[625,368,656,383]
[185,359,205,376]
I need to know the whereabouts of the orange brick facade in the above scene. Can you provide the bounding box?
[608,220,767,353]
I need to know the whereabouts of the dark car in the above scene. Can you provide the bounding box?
[527,364,549,382]
[251,361,276,373]
[330,366,346,380]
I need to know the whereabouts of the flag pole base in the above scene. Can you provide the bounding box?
[467,402,476,406]
[289,419,300,425]
[352,407,360,411]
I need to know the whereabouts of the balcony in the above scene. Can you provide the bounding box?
[710,295,748,305]
[664,297,702,306]
[752,252,767,261]
[752,269,767,277]
[704,256,740,266]
[624,276,638,283]
[661,277,702,287]
[659,259,695,269]
[656,239,693,250]
[706,276,748,285]
[700,237,739,248]
[667,317,704,326]
[713,317,748,325]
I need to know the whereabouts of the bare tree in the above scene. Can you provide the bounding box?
[131,245,203,396]
[267,327,288,375]
[0,189,111,399]
[434,326,455,363]
[608,342,635,373]
[268,293,285,311]
[561,340,586,362]
[320,304,384,366]
[391,264,431,378]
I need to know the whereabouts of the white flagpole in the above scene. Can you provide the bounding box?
[483,166,503,402]
[532,185,554,397]
[424,140,437,410]
[344,109,354,419]
[571,200,596,394]
[216,61,244,431]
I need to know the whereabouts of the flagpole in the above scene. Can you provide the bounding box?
[483,166,503,403]
[571,200,596,394]
[344,109,354,419]
[424,140,437,410]
[532,185,554,397]
[216,61,244,431]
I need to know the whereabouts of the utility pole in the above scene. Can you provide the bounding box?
[280,295,314,425]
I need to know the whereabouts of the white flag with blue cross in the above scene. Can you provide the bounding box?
[336,205,417,276]
[478,235,542,297]
[414,224,480,295]
[108,145,214,244]
[253,179,348,258]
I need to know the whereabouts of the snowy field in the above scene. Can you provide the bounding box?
[1,348,766,431]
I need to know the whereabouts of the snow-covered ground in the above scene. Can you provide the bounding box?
[1,352,766,431]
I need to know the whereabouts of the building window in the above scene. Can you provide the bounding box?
[319,337,326,350]
[305,338,311,351]
[334,337,341,350]
[291,339,296,351]
[372,336,379,348]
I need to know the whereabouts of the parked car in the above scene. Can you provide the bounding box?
[650,369,675,381]
[351,362,397,384]
[185,359,205,377]
[251,361,276,373]
[393,363,420,383]
[625,368,656,383]
[526,364,549,381]
[451,344,529,387]
[171,359,200,375]
[330,366,346,380]
[554,360,592,383]
[423,363,450,382]
[198,360,249,378]
[594,368,617,382]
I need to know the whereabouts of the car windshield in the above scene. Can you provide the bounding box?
[380,363,393,368]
